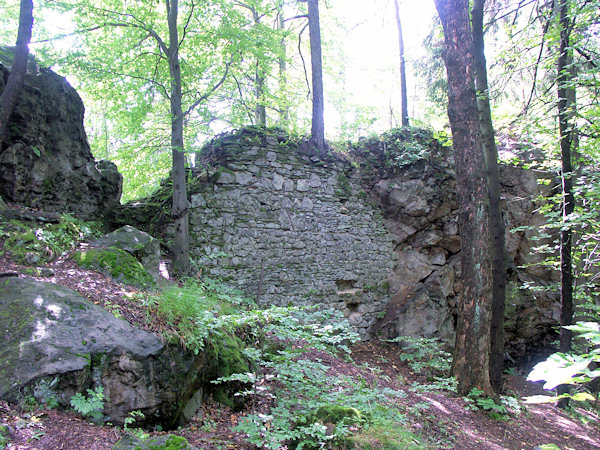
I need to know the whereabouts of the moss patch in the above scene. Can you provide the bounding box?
[207,331,250,408]
[72,247,155,287]
[305,405,362,426]
[114,433,193,449]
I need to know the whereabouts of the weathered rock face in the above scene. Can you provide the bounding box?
[0,50,122,219]
[357,138,560,361]
[113,128,559,361]
[0,277,209,427]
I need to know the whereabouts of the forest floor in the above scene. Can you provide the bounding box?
[1,250,600,449]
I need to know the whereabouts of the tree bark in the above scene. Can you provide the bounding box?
[306,0,325,153]
[0,0,34,149]
[166,0,190,277]
[557,0,576,408]
[434,0,494,396]
[277,6,289,128]
[253,8,267,126]
[471,0,506,393]
[393,0,409,127]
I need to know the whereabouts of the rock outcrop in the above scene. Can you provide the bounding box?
[0,49,122,219]
[0,277,209,427]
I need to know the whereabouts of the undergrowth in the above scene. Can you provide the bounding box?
[144,278,425,448]
[0,214,102,264]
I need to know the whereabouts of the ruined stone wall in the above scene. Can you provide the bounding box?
[120,128,559,359]
[179,130,396,339]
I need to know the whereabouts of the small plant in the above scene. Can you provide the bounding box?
[464,388,509,420]
[124,410,145,430]
[385,336,451,377]
[70,386,106,422]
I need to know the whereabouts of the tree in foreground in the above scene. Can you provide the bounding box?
[0,0,33,147]
[471,0,506,393]
[434,0,494,395]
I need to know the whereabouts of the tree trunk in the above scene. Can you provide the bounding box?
[306,0,325,153]
[393,0,409,127]
[166,0,190,277]
[471,0,506,393]
[253,8,267,126]
[277,6,289,128]
[434,0,494,396]
[557,0,576,408]
[0,0,34,149]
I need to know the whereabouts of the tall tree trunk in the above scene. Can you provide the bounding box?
[472,0,506,393]
[557,0,576,408]
[166,0,190,277]
[253,9,267,126]
[0,0,34,149]
[393,0,409,127]
[306,0,325,153]
[434,0,494,396]
[277,7,289,128]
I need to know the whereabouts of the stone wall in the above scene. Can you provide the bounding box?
[183,130,396,339]
[116,127,559,360]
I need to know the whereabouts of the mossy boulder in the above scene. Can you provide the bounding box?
[90,225,161,279]
[72,246,155,287]
[305,405,362,426]
[0,277,216,428]
[113,433,197,450]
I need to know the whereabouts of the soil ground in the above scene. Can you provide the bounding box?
[1,249,599,449]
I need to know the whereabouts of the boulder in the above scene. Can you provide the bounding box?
[0,277,209,427]
[89,225,161,279]
[71,247,155,287]
[0,49,122,220]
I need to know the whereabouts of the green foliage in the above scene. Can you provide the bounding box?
[385,336,451,378]
[0,425,10,449]
[527,321,600,404]
[347,127,435,172]
[464,388,509,420]
[146,278,254,353]
[123,410,145,430]
[208,306,420,449]
[1,215,102,265]
[72,247,155,287]
[69,386,106,422]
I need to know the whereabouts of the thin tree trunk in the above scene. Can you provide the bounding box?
[393,0,409,127]
[472,0,506,393]
[166,0,190,277]
[0,0,34,149]
[434,0,494,396]
[253,9,266,126]
[557,0,575,408]
[306,0,325,153]
[277,7,289,128]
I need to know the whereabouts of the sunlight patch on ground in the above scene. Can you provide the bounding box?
[529,405,600,447]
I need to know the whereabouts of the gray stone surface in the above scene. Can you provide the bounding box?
[0,51,122,219]
[0,277,209,427]
[90,225,161,278]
